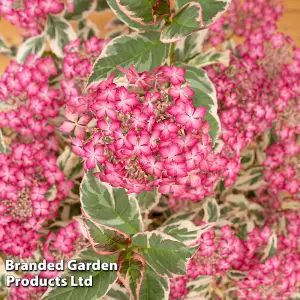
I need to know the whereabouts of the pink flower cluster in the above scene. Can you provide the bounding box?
[207,28,299,154]
[236,217,300,299]
[7,222,85,300]
[8,274,47,300]
[0,55,62,138]
[0,140,73,258]
[0,0,73,37]
[0,54,76,259]
[61,63,240,200]
[208,0,284,45]
[61,37,111,113]
[42,221,87,261]
[263,137,299,198]
[170,223,300,299]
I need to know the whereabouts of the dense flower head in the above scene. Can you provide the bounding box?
[207,0,284,46]
[61,37,111,114]
[236,218,300,299]
[0,0,74,37]
[7,222,86,300]
[42,221,87,262]
[263,137,300,199]
[61,65,240,200]
[0,140,73,258]
[0,55,62,138]
[170,223,300,299]
[207,29,298,154]
[8,274,46,300]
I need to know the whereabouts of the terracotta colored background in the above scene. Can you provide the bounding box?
[0,0,299,73]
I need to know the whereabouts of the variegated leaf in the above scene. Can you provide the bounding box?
[203,198,220,222]
[82,213,132,255]
[78,20,100,41]
[176,63,220,143]
[159,221,214,245]
[16,34,45,62]
[241,148,256,169]
[0,35,12,56]
[107,0,157,30]
[175,0,231,25]
[0,129,7,154]
[46,14,77,58]
[106,283,130,300]
[132,231,197,278]
[187,275,212,297]
[234,167,265,191]
[42,247,118,300]
[64,0,96,20]
[88,31,170,85]
[152,0,171,21]
[174,29,208,62]
[118,252,145,300]
[140,265,169,300]
[261,232,277,263]
[80,171,143,235]
[136,189,161,213]
[163,207,201,226]
[161,2,205,43]
[116,0,156,25]
[189,48,230,67]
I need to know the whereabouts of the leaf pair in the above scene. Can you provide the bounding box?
[106,0,231,42]
[80,171,198,299]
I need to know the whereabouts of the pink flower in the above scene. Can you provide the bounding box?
[176,105,206,130]
[60,109,92,139]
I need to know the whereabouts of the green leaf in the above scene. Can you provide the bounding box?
[174,29,208,62]
[152,0,171,21]
[137,189,161,213]
[189,48,230,67]
[160,2,205,43]
[96,0,110,11]
[45,185,57,201]
[234,167,265,191]
[132,231,197,277]
[42,248,117,300]
[261,232,277,263]
[64,0,96,20]
[175,0,231,24]
[160,221,213,245]
[187,275,212,297]
[82,213,132,255]
[0,36,12,56]
[0,130,6,154]
[16,34,45,62]
[163,208,201,226]
[176,63,220,143]
[46,14,77,58]
[107,0,156,30]
[88,31,169,85]
[116,0,156,25]
[227,271,246,280]
[203,198,220,222]
[140,265,169,300]
[241,149,255,169]
[106,283,130,300]
[78,20,100,41]
[118,252,145,300]
[226,194,248,211]
[80,171,143,235]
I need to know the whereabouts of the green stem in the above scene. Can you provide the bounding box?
[169,42,175,65]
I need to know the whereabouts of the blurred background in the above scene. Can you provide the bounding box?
[0,0,299,73]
